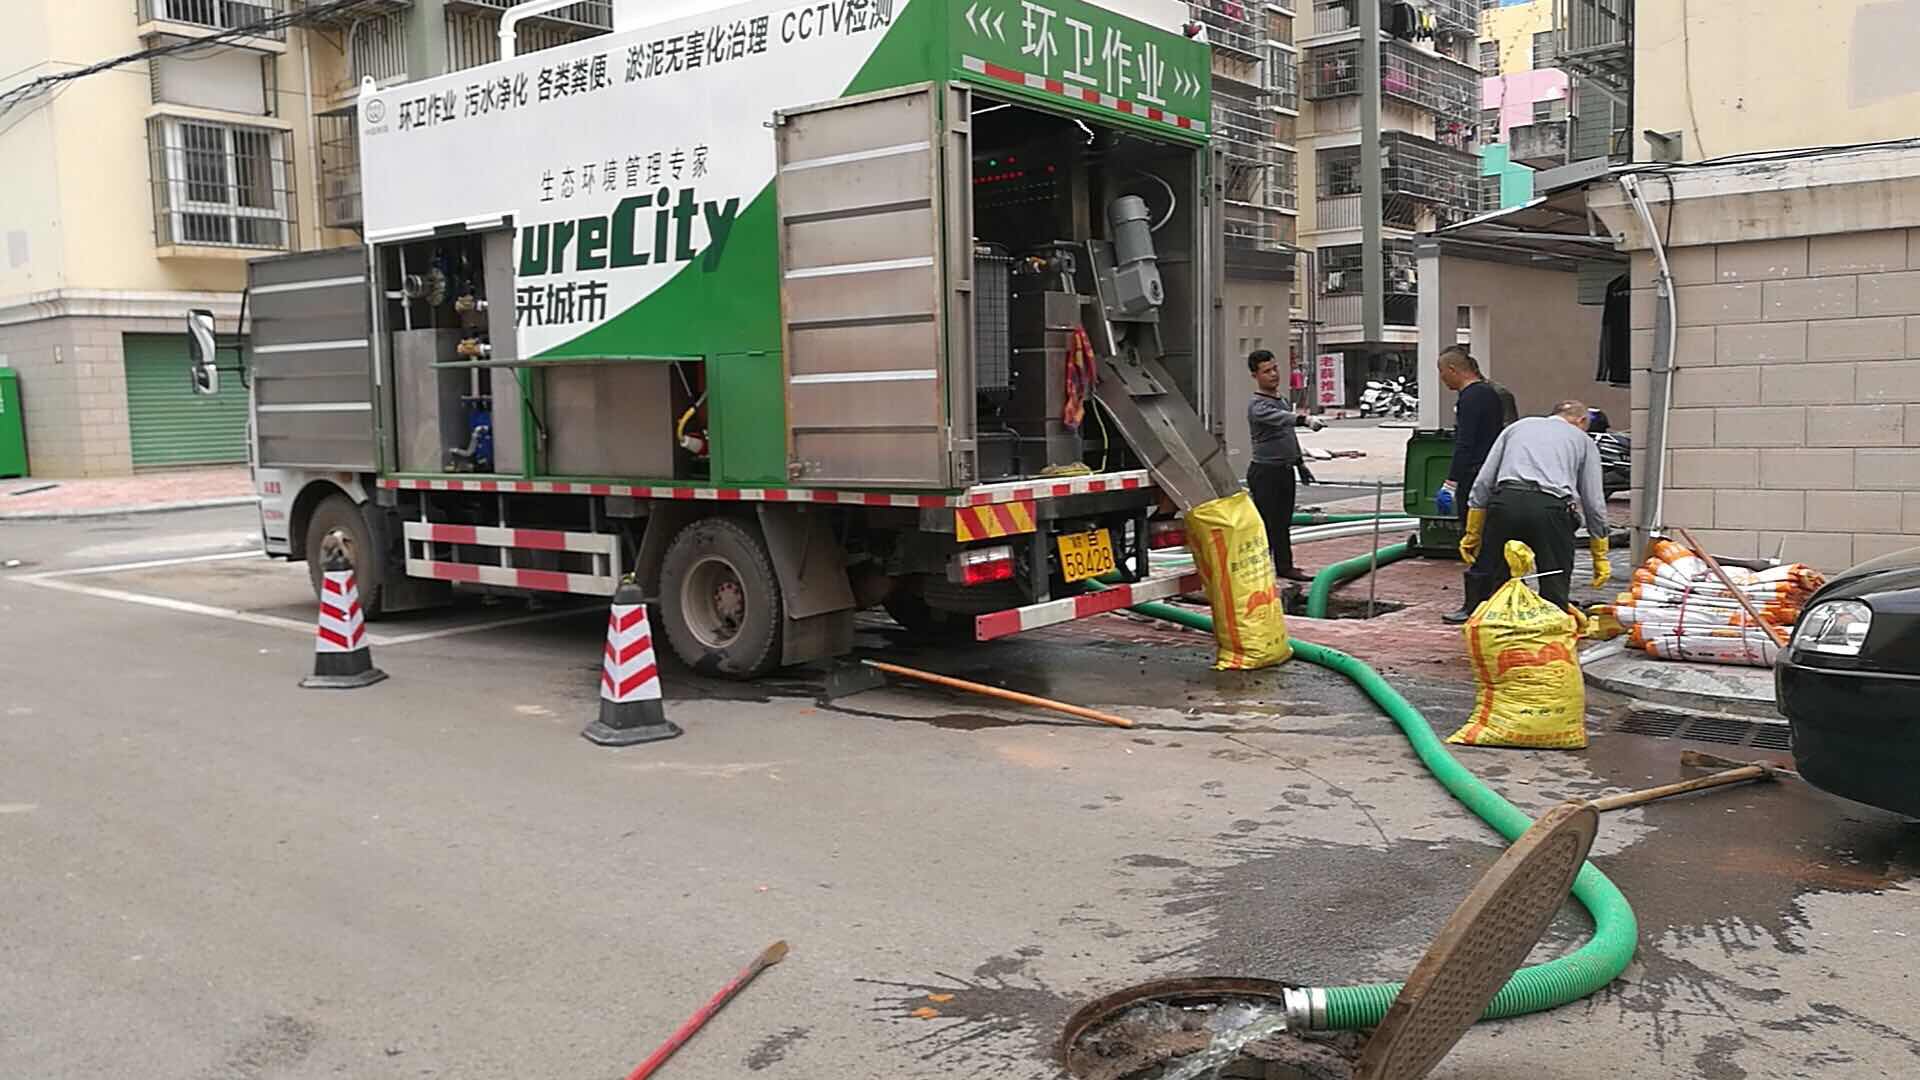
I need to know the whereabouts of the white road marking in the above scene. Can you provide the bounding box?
[42,550,262,577]
[0,803,38,814]
[14,550,593,645]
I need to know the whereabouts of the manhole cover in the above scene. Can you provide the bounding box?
[1615,708,1791,752]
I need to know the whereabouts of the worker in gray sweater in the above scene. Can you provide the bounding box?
[1246,349,1325,582]
[1460,400,1612,611]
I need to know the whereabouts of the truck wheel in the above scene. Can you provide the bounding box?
[882,590,977,642]
[304,494,385,619]
[659,517,783,677]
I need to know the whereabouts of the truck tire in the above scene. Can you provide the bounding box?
[304,494,385,619]
[658,517,783,677]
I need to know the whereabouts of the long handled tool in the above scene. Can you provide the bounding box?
[624,940,789,1080]
[1587,763,1775,813]
[860,659,1135,728]
[1675,527,1791,649]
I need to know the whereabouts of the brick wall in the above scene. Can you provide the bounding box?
[1630,230,1920,571]
[0,316,169,478]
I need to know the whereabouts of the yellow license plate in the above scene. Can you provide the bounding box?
[1057,529,1117,583]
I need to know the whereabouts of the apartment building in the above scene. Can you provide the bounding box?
[0,0,610,478]
[1290,0,1478,406]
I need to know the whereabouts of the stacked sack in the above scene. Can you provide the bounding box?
[1595,539,1825,667]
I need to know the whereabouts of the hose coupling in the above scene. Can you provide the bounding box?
[1282,987,1327,1031]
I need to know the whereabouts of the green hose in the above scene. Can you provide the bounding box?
[1304,541,1414,618]
[1119,596,1639,1030]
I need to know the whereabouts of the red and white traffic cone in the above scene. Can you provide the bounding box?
[300,549,387,689]
[582,581,682,746]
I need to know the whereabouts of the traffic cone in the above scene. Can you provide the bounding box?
[300,549,387,689]
[582,581,682,747]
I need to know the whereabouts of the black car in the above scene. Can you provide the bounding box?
[1776,545,1920,818]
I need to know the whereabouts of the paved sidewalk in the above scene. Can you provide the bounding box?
[0,466,255,519]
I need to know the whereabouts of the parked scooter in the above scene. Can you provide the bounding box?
[1595,430,1631,497]
[1359,376,1417,419]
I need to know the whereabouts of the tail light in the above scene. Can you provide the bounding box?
[1149,519,1186,550]
[951,545,1016,586]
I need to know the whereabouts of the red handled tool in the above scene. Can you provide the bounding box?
[623,940,790,1080]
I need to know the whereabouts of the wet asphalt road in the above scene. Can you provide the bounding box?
[1,507,1915,1079]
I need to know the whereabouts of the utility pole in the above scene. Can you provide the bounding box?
[1359,0,1384,343]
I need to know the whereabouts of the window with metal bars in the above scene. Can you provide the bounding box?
[1531,30,1556,68]
[149,117,294,250]
[1478,39,1498,75]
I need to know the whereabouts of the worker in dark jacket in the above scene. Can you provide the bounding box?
[1437,346,1516,623]
[1460,400,1613,613]
[1247,349,1325,582]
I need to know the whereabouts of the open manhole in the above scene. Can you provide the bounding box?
[1062,804,1599,1080]
[1294,596,1408,620]
[1614,708,1792,752]
[1059,979,1363,1080]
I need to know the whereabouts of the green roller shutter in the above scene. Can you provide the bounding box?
[123,333,249,468]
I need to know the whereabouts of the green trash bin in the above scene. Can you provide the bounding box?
[0,368,26,478]
[1403,429,1461,558]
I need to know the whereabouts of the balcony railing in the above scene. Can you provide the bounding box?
[1191,0,1262,58]
[349,11,410,92]
[448,0,613,33]
[147,115,295,251]
[1267,46,1299,110]
[317,109,361,230]
[1304,40,1478,127]
[1428,0,1477,36]
[1553,0,1631,93]
[139,0,287,38]
[445,3,611,71]
[1310,0,1357,36]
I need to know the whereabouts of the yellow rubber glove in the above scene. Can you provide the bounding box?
[1589,537,1612,588]
[1459,508,1486,565]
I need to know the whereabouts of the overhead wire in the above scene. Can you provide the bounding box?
[0,0,388,125]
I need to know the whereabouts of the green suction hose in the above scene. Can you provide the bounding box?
[1117,594,1639,1030]
[1303,541,1414,619]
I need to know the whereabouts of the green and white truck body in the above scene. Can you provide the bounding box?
[243,0,1242,675]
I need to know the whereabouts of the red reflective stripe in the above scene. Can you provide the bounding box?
[716,489,743,501]
[321,576,344,595]
[991,503,1022,534]
[516,568,571,592]
[317,626,350,649]
[511,529,569,551]
[514,482,535,492]
[612,635,653,664]
[616,663,659,697]
[431,561,482,583]
[612,607,648,633]
[429,524,478,544]
[975,610,1023,640]
[763,489,791,501]
[349,624,365,647]
[588,484,612,496]
[672,487,695,499]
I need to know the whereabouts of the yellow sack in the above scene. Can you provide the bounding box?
[1186,491,1293,671]
[1449,541,1587,749]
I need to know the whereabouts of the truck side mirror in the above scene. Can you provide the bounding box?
[188,308,219,396]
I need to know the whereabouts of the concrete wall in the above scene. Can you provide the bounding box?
[1482,69,1566,139]
[1627,232,1920,571]
[1481,0,1551,73]
[1637,0,1920,161]
[1436,253,1626,424]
